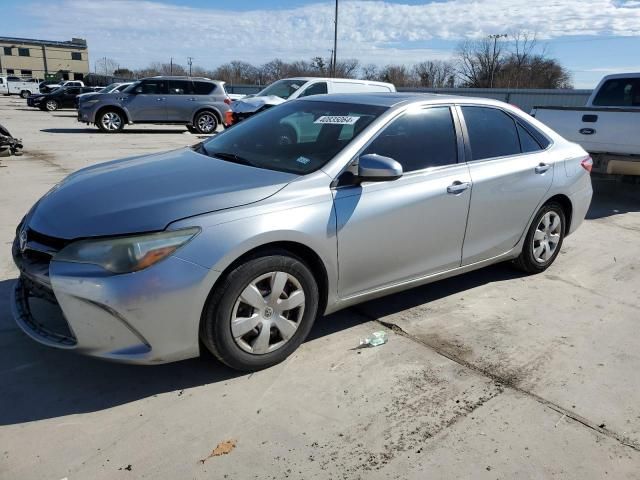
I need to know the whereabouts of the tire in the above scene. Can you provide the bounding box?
[513,202,566,274]
[44,99,59,111]
[193,110,218,134]
[96,109,125,133]
[201,253,320,371]
[20,90,30,99]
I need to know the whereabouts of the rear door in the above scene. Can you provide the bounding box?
[60,87,80,107]
[334,106,472,297]
[459,105,553,265]
[166,79,194,121]
[124,79,168,121]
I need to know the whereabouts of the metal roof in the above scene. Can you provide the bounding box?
[0,36,87,49]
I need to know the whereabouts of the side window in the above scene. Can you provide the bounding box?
[461,106,520,161]
[168,80,193,95]
[66,87,80,95]
[140,80,167,94]
[299,82,328,97]
[363,107,458,172]
[517,124,542,153]
[193,82,215,95]
[592,79,640,107]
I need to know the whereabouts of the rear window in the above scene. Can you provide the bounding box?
[194,82,216,95]
[462,106,521,160]
[592,78,640,107]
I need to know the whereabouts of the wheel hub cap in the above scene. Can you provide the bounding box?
[231,271,306,355]
[532,211,562,263]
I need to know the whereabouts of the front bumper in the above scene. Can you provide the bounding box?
[77,106,92,123]
[11,231,216,364]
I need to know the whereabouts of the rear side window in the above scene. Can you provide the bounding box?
[592,78,640,107]
[517,124,542,153]
[168,80,194,95]
[462,106,520,161]
[194,81,216,95]
[299,82,328,97]
[363,107,458,172]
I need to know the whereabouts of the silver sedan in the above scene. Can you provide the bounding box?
[11,93,593,370]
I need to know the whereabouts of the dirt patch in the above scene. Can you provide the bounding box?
[21,149,71,174]
[199,439,237,464]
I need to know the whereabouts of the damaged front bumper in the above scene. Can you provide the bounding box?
[11,228,215,364]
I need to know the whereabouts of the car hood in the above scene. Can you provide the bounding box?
[28,147,297,239]
[231,95,286,113]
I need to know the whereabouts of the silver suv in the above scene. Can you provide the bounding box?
[77,76,231,134]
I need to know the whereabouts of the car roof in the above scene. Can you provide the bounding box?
[300,92,481,108]
[143,76,221,83]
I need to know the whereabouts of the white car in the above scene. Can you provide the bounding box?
[228,77,396,124]
[531,73,640,175]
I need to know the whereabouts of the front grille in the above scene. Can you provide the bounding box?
[13,228,71,288]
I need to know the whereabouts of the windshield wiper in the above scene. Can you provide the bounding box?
[210,151,254,167]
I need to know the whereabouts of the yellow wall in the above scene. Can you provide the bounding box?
[0,40,89,79]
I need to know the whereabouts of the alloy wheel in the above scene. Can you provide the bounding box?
[231,271,306,354]
[45,100,58,111]
[532,211,562,263]
[197,113,216,133]
[101,112,122,131]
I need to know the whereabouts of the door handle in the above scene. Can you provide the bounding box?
[447,181,471,194]
[535,163,551,174]
[188,97,197,101]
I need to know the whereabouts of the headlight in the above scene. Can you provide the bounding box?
[55,227,200,274]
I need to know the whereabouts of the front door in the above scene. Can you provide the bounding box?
[459,105,554,265]
[124,79,168,122]
[334,106,472,298]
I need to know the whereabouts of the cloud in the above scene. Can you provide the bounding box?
[13,0,640,69]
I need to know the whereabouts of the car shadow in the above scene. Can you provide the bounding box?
[586,175,640,220]
[40,128,189,134]
[0,261,521,426]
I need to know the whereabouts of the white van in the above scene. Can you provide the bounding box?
[0,76,39,98]
[229,77,396,124]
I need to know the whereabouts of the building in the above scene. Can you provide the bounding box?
[0,36,89,80]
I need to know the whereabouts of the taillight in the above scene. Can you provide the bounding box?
[224,110,234,126]
[224,97,231,105]
[580,156,593,173]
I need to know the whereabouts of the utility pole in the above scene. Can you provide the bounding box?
[187,57,193,76]
[170,57,173,75]
[488,33,507,88]
[332,0,338,77]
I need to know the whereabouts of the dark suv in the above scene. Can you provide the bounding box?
[77,76,232,133]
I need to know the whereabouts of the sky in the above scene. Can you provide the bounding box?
[2,0,640,88]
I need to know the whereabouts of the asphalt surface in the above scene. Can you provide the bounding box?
[1,95,639,480]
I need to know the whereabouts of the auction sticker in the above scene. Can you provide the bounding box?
[314,116,360,125]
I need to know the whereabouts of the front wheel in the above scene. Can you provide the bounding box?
[97,110,124,133]
[44,99,59,111]
[513,202,566,273]
[193,111,218,134]
[201,254,320,371]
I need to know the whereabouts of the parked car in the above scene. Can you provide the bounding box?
[28,85,95,111]
[77,76,231,133]
[0,76,39,98]
[75,82,133,108]
[40,80,85,94]
[531,73,640,176]
[227,77,396,125]
[11,94,592,370]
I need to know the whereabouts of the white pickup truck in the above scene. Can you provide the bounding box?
[531,73,640,176]
[0,76,39,98]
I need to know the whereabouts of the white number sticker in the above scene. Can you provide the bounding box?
[314,115,360,125]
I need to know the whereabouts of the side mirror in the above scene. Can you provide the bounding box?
[357,154,403,182]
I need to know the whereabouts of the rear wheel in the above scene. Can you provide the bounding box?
[194,111,218,134]
[513,202,566,273]
[201,253,319,371]
[20,90,30,99]
[97,109,124,133]
[44,99,59,111]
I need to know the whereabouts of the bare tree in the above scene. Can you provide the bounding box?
[378,64,414,87]
[456,38,504,88]
[413,60,456,87]
[95,57,119,76]
[361,63,378,80]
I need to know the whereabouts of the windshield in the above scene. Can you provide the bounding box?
[199,100,387,175]
[122,81,140,93]
[257,79,307,99]
[100,83,119,93]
